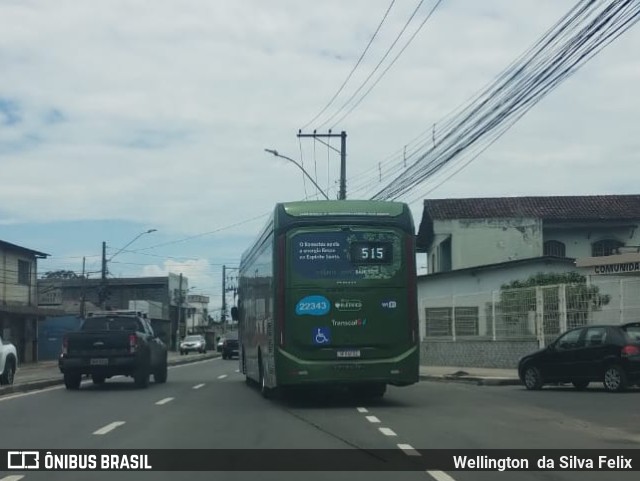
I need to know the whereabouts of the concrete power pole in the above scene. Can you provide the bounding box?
[178,273,183,339]
[80,256,86,318]
[297,130,347,200]
[221,265,226,324]
[100,241,107,308]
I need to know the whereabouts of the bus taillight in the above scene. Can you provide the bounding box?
[277,234,286,347]
[405,235,418,344]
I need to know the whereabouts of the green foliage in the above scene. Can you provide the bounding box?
[501,271,589,290]
[43,270,80,279]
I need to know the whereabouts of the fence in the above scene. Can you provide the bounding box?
[421,277,640,348]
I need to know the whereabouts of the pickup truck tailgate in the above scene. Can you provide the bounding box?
[66,331,131,357]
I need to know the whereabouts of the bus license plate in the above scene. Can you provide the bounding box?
[337,349,360,358]
[90,358,108,366]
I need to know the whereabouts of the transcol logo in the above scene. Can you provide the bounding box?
[331,318,367,327]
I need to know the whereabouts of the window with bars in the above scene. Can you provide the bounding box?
[544,240,566,257]
[592,239,624,257]
[425,306,479,337]
[18,260,31,285]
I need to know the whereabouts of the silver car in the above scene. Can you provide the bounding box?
[179,335,207,355]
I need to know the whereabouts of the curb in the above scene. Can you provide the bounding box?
[419,374,522,386]
[0,353,220,397]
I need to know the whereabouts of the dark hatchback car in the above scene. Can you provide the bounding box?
[518,322,640,392]
[221,332,239,360]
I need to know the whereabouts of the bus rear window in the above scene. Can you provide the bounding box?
[291,230,401,281]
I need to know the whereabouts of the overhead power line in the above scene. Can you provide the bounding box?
[300,0,397,131]
[326,0,445,130]
[316,0,443,130]
[370,0,640,201]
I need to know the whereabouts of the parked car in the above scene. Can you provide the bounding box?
[0,335,18,386]
[221,332,239,360]
[180,335,207,355]
[58,310,168,390]
[518,322,640,392]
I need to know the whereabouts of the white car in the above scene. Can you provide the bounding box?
[0,335,18,386]
[179,335,207,355]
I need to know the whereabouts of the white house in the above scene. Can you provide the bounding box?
[0,239,57,363]
[415,195,640,368]
[186,294,210,334]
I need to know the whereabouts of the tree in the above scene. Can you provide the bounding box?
[499,272,610,335]
[42,270,80,279]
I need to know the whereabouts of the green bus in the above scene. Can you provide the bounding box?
[235,200,419,399]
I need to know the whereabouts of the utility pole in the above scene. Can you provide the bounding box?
[100,241,107,309]
[221,265,226,324]
[80,257,86,318]
[178,273,183,340]
[297,130,347,200]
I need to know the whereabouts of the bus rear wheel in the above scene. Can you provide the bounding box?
[259,354,273,399]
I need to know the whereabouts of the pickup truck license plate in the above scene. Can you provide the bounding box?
[90,358,108,366]
[337,349,360,358]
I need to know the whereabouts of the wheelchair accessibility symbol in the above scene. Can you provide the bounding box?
[313,327,331,345]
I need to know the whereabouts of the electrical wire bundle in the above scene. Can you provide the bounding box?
[369,0,640,202]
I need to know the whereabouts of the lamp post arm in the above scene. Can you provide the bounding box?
[265,149,330,200]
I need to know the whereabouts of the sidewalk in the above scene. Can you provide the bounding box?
[3,357,521,397]
[1,351,220,397]
[419,365,521,386]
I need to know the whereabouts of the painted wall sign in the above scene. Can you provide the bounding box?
[593,262,640,275]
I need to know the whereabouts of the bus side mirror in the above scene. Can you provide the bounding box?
[231,306,239,321]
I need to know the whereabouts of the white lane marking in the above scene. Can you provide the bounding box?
[427,471,457,481]
[155,397,174,405]
[235,369,239,373]
[169,358,219,369]
[397,444,421,456]
[0,359,219,403]
[218,374,228,379]
[93,421,126,435]
[1,476,26,481]
[365,415,380,423]
[0,384,64,402]
[193,383,205,390]
[357,407,368,413]
[378,427,397,436]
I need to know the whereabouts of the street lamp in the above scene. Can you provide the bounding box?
[108,229,158,262]
[264,149,330,200]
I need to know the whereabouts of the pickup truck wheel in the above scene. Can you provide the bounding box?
[154,361,168,384]
[92,374,106,385]
[0,358,15,385]
[134,365,150,388]
[64,373,82,390]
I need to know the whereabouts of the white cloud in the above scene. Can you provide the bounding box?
[0,0,638,249]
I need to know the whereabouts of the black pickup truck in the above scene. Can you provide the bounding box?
[59,311,168,390]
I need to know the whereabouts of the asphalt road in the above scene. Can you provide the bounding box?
[0,359,638,481]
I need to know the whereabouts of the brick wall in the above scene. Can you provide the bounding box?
[420,339,539,369]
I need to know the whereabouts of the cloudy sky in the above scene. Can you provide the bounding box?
[1,0,638,315]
